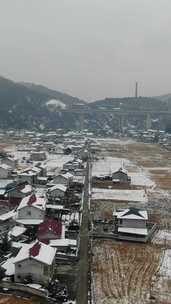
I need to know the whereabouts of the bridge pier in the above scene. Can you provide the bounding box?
[77,113,84,131]
[145,113,152,130]
[119,115,125,133]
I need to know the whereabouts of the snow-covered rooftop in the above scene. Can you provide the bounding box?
[0,164,12,170]
[2,257,15,276]
[14,241,56,265]
[16,219,44,225]
[118,227,148,236]
[20,184,32,194]
[92,189,147,202]
[48,184,67,193]
[17,194,46,211]
[9,226,27,237]
[49,239,77,247]
[0,209,16,221]
[114,208,148,220]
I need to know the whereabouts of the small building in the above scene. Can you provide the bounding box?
[37,164,47,177]
[63,158,83,171]
[52,173,73,186]
[63,147,72,155]
[37,218,62,243]
[0,209,16,236]
[9,225,27,241]
[0,164,12,179]
[47,184,67,200]
[49,238,77,250]
[16,194,46,226]
[30,151,46,161]
[112,168,131,184]
[6,183,33,205]
[14,241,56,285]
[2,157,17,170]
[18,171,37,185]
[80,148,88,161]
[113,208,148,237]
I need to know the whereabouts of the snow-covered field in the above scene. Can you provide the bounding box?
[153,230,171,246]
[91,139,171,303]
[46,154,73,172]
[92,157,155,187]
[4,144,73,173]
[92,188,148,202]
[130,172,155,187]
[92,157,131,176]
[160,249,171,278]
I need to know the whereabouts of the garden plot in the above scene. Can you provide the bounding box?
[0,295,33,304]
[92,188,148,203]
[92,240,162,304]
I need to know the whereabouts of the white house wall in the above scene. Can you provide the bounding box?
[15,259,50,284]
[17,206,44,220]
[0,168,9,179]
[120,219,146,229]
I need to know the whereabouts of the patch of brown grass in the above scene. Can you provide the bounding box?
[0,295,33,304]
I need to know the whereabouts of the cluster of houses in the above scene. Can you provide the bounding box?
[93,164,156,242]
[126,127,171,148]
[0,142,87,295]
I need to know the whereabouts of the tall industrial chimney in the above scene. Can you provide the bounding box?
[135,82,138,98]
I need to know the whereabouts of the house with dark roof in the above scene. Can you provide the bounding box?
[112,168,131,184]
[14,241,56,285]
[6,182,33,205]
[113,208,148,237]
[52,173,73,186]
[30,151,46,161]
[47,184,67,200]
[37,218,62,243]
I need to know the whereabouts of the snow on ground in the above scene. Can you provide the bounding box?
[1,257,15,276]
[130,172,155,187]
[153,230,171,245]
[92,138,135,145]
[11,151,29,160]
[92,188,148,202]
[46,99,66,110]
[92,157,131,176]
[92,157,155,187]
[160,249,171,278]
[46,154,73,172]
[27,283,46,291]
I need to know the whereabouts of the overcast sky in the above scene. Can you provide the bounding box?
[0,0,171,101]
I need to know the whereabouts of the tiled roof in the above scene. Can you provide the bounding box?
[37,218,62,238]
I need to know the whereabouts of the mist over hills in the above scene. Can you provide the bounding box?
[0,76,85,129]
[0,76,170,131]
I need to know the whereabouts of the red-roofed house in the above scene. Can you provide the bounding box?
[16,194,46,226]
[14,241,56,285]
[37,218,62,243]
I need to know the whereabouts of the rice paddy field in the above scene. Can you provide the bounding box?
[91,138,171,304]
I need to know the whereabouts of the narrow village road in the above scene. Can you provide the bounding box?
[76,158,91,304]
